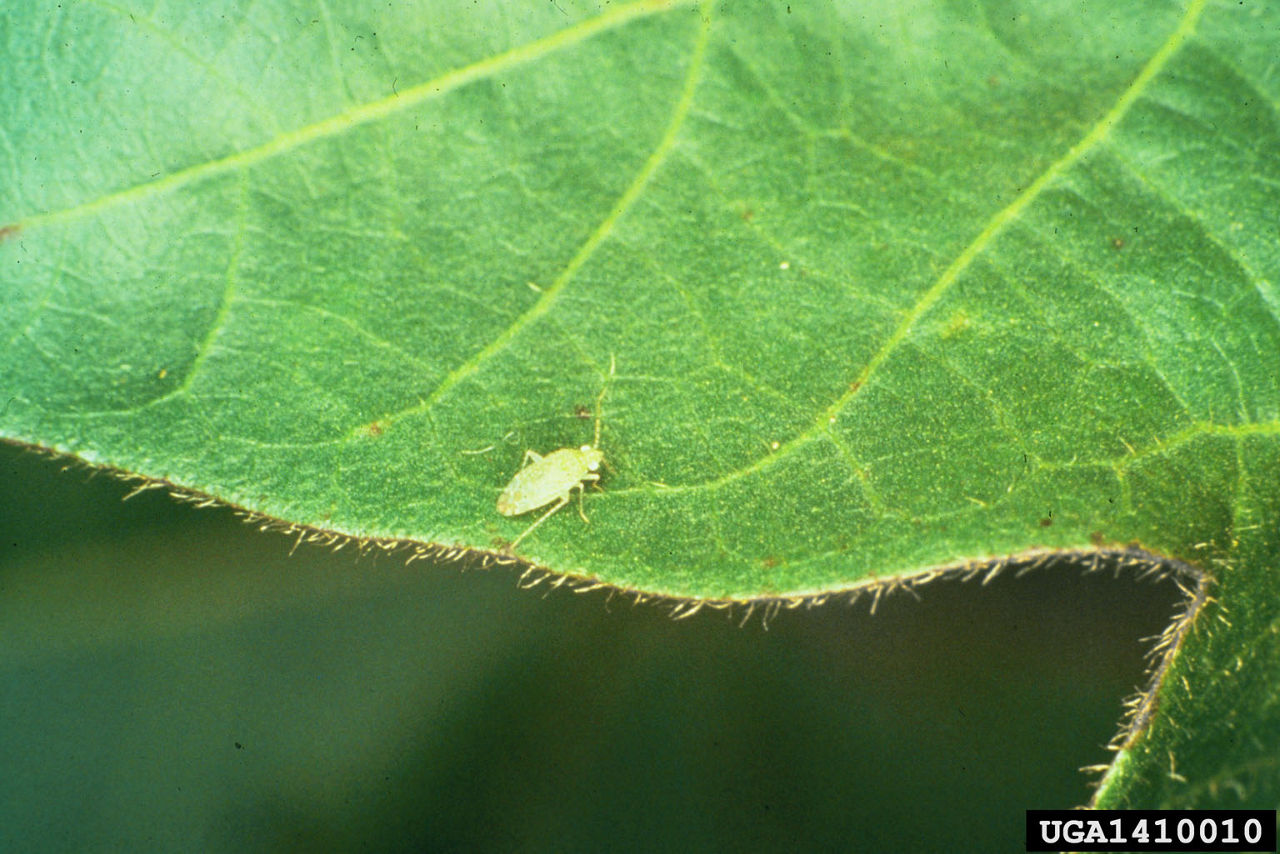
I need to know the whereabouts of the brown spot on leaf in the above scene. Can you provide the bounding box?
[1110,237,1125,250]
[0,224,20,242]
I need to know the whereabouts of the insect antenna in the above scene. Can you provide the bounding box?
[592,354,616,449]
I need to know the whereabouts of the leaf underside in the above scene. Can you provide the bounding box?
[2,0,1278,809]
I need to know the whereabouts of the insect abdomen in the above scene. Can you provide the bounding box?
[496,450,587,516]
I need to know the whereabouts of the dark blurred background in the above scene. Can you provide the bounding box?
[0,440,1183,852]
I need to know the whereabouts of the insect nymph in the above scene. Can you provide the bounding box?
[497,356,614,550]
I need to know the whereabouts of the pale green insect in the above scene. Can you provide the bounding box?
[497,356,614,550]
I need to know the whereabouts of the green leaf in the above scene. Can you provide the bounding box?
[2,0,1279,810]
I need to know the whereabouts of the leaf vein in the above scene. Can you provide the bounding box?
[17,0,695,231]
[352,1,714,439]
[679,0,1212,497]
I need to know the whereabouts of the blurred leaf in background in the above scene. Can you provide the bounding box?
[0,445,1184,851]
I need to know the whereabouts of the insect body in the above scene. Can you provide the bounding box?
[497,356,614,550]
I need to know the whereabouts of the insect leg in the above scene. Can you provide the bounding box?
[574,473,600,522]
[509,494,569,550]
[516,449,544,472]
